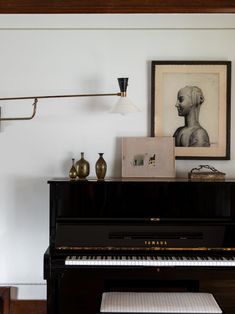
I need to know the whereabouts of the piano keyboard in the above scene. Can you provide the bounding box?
[65,255,235,267]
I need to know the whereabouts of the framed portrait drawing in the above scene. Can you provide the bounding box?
[151,61,231,159]
[122,137,175,178]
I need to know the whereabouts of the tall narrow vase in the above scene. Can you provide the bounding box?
[75,152,90,180]
[95,153,107,180]
[69,158,77,180]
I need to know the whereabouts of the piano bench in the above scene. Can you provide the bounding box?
[99,292,223,314]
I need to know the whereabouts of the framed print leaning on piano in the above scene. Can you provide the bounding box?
[151,61,231,160]
[122,137,175,178]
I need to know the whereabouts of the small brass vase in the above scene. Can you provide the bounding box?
[95,153,107,180]
[69,158,77,180]
[75,152,90,180]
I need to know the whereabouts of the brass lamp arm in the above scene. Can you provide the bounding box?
[0,77,132,125]
[0,92,121,122]
[0,92,121,101]
[0,98,38,121]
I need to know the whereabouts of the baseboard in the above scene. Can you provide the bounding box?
[10,300,46,314]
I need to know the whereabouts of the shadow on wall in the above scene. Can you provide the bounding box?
[0,177,49,282]
[11,177,49,231]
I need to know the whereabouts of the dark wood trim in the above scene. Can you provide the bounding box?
[10,300,46,314]
[0,0,235,14]
[0,287,10,314]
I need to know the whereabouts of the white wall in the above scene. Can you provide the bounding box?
[0,14,234,299]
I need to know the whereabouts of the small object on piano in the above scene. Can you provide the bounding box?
[68,158,77,180]
[75,152,90,180]
[95,153,107,180]
[188,165,225,181]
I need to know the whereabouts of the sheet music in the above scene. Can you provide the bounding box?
[100,292,222,313]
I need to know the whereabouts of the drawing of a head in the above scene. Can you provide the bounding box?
[175,85,204,116]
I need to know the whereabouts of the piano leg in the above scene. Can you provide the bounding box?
[47,273,63,314]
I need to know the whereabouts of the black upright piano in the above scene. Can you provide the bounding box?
[44,178,235,314]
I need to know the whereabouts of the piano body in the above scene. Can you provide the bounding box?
[44,178,235,314]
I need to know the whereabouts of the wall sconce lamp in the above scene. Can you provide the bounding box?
[0,77,139,123]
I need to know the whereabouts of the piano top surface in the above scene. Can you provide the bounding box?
[47,177,235,183]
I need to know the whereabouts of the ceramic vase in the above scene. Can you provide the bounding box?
[75,152,90,179]
[95,153,107,180]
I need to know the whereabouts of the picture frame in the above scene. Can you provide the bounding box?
[151,61,231,159]
[122,137,175,178]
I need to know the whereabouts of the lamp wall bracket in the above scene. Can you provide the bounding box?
[0,98,38,122]
[0,98,38,130]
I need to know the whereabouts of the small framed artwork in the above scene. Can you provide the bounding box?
[151,61,231,159]
[122,137,175,178]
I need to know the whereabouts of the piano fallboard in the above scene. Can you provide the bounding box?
[55,221,235,250]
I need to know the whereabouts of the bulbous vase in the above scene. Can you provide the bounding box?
[75,152,90,180]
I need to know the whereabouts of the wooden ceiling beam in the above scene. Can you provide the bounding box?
[0,0,235,14]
